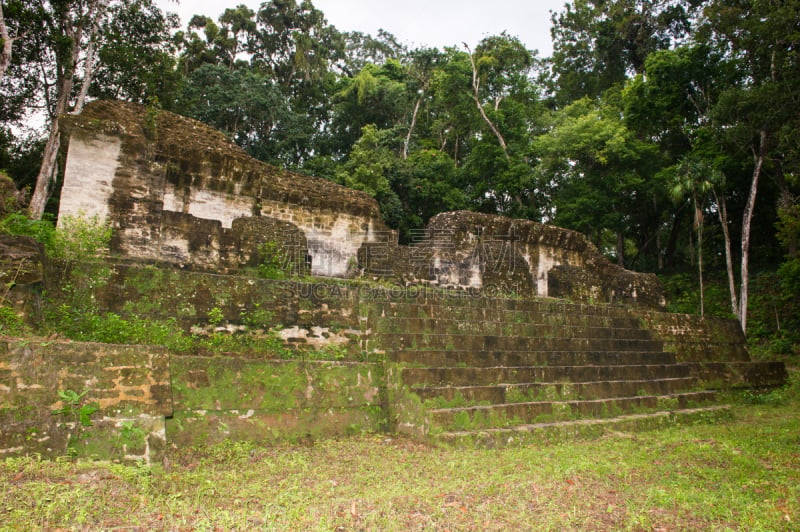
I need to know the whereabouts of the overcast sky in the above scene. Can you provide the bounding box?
[158,0,568,57]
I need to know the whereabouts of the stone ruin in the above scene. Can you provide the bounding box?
[59,100,664,308]
[0,100,787,462]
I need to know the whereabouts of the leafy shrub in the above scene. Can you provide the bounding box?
[0,212,57,251]
[0,211,111,261]
[51,213,112,261]
[257,241,288,279]
[46,305,193,352]
[207,306,225,326]
[240,304,274,329]
[0,305,24,335]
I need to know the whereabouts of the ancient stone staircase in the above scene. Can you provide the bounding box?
[370,296,785,448]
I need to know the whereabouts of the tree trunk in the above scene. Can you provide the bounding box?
[30,61,77,218]
[29,36,77,218]
[28,118,64,219]
[74,35,97,113]
[73,0,109,114]
[29,0,101,219]
[696,201,704,317]
[738,129,768,333]
[616,231,625,267]
[713,189,738,316]
[403,93,423,160]
[663,211,683,269]
[0,3,13,80]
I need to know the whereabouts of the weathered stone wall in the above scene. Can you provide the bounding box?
[357,211,665,308]
[3,266,784,457]
[80,263,368,351]
[0,338,385,460]
[0,235,45,328]
[46,263,744,368]
[167,357,385,447]
[0,341,171,464]
[59,101,389,276]
[641,311,751,362]
[59,101,665,308]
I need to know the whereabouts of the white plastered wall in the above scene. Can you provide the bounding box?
[58,135,121,226]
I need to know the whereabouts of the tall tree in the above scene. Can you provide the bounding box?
[90,0,180,105]
[29,0,110,218]
[336,29,405,77]
[624,45,739,312]
[249,0,333,87]
[534,95,653,265]
[700,0,800,332]
[460,34,543,217]
[0,0,21,80]
[549,0,699,105]
[668,156,720,316]
[18,0,174,218]
[402,47,442,159]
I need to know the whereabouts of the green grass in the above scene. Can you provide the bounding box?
[2,375,798,531]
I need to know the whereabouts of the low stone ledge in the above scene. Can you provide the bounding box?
[0,340,171,464]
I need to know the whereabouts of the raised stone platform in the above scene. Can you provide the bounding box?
[1,99,783,458]
[0,272,788,460]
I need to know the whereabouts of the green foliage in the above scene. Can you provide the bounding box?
[257,241,289,280]
[119,420,146,443]
[0,212,57,251]
[746,270,800,358]
[50,214,112,261]
[47,305,193,352]
[778,259,800,303]
[91,0,182,106]
[240,304,274,329]
[207,306,225,327]
[52,390,98,428]
[0,305,25,335]
[548,0,697,104]
[738,372,797,406]
[0,212,111,262]
[143,96,160,140]
[661,273,736,319]
[51,389,100,459]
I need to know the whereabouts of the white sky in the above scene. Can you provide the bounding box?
[158,0,567,57]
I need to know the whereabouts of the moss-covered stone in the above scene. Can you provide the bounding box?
[0,340,170,463]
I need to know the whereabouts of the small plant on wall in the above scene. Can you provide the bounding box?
[52,389,99,458]
[257,241,289,279]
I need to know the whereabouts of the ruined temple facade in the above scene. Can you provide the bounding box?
[59,101,664,308]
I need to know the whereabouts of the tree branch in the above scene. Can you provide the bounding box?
[464,43,510,162]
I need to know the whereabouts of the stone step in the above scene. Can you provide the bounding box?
[390,349,678,367]
[427,391,718,430]
[435,406,734,448]
[374,333,665,353]
[414,377,699,405]
[166,406,383,447]
[401,364,691,387]
[370,298,636,318]
[681,361,789,389]
[371,311,645,331]
[374,318,656,340]
[371,303,641,327]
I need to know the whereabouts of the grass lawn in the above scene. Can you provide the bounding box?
[2,371,798,531]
